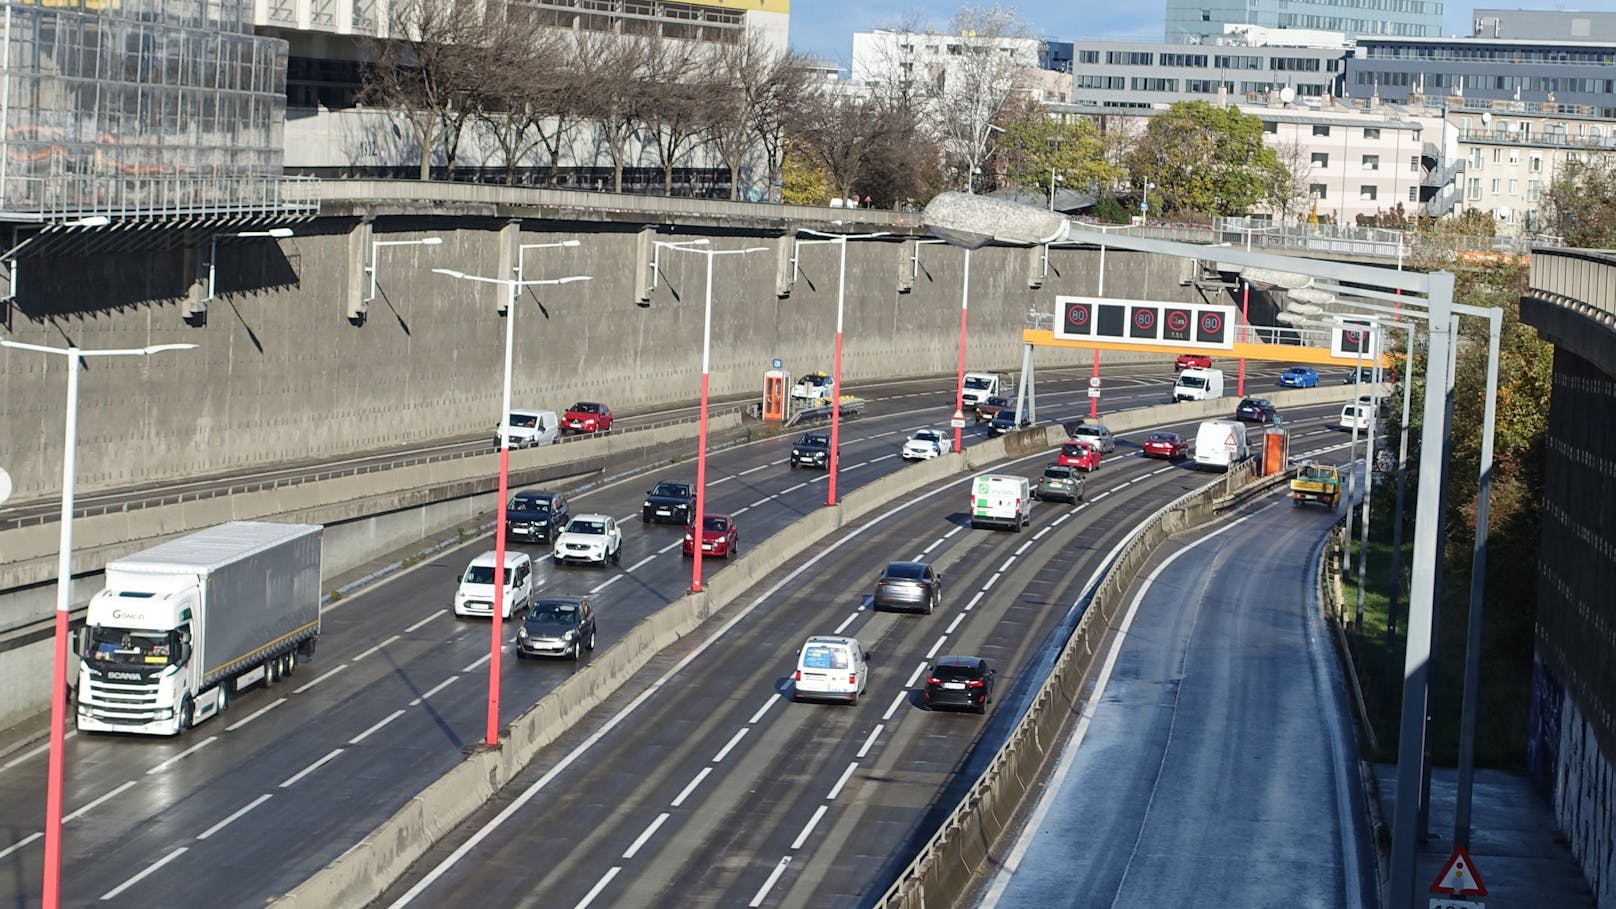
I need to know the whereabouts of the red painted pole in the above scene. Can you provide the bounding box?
[42,606,68,908]
[692,252,714,593]
[487,443,508,746]
[1237,279,1250,397]
[953,249,971,454]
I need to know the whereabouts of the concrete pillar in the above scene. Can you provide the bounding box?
[497,219,519,314]
[346,218,372,324]
[635,225,656,305]
[183,236,207,325]
[774,232,793,299]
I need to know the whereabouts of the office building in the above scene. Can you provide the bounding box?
[1350,35,1616,116]
[1070,31,1347,110]
[1165,0,1442,44]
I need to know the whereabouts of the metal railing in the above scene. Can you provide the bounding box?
[0,173,320,224]
[1528,247,1616,328]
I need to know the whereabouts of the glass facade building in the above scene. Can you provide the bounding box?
[1165,0,1443,44]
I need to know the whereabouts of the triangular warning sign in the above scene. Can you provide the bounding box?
[1429,845,1488,896]
[1225,432,1237,447]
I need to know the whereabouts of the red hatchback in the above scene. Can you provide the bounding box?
[563,402,613,434]
[1141,431,1188,460]
[1175,353,1212,370]
[1057,440,1102,471]
[682,514,739,558]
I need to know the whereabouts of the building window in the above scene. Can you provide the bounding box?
[1409,187,1418,202]
[1528,180,1541,202]
[1509,151,1520,166]
[1468,178,1482,200]
[1493,149,1502,163]
[1311,152,1329,168]
[1313,124,1331,137]
[1362,154,1380,171]
[1410,155,1420,173]
[1310,183,1328,199]
[1530,154,1542,172]
[1263,121,1277,133]
[1360,185,1378,201]
[1078,50,1099,64]
[1509,179,1518,194]
[1364,128,1381,140]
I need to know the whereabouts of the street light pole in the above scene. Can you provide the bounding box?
[432,266,590,747]
[1,339,196,909]
[1049,172,1063,211]
[954,248,971,453]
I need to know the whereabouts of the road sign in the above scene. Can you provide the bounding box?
[0,467,9,506]
[1430,846,1487,897]
[1429,900,1484,909]
[1087,388,1101,398]
[1088,376,1101,388]
[950,409,966,429]
[772,358,783,369]
[1053,295,1235,350]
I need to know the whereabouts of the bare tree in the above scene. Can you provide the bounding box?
[709,33,788,201]
[646,48,716,195]
[748,51,816,204]
[470,23,569,186]
[929,4,1039,192]
[790,88,884,202]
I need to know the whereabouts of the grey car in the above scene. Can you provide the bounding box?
[1033,465,1086,504]
[516,597,596,661]
[872,560,941,614]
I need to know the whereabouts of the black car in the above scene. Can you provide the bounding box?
[516,597,596,661]
[642,481,696,524]
[987,409,1030,436]
[790,432,834,469]
[872,560,941,614]
[1235,397,1279,424]
[506,490,568,543]
[924,655,995,713]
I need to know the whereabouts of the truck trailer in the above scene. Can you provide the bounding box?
[76,521,323,736]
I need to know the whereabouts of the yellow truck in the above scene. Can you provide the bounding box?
[1289,462,1341,508]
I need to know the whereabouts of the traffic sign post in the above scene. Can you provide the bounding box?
[1087,388,1100,398]
[950,409,966,429]
[1429,845,1487,908]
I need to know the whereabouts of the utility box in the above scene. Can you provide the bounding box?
[1262,427,1289,476]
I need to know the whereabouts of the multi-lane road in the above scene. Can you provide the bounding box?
[0,361,1361,908]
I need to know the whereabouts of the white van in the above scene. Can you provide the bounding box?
[1193,419,1250,471]
[1173,367,1225,402]
[498,409,559,448]
[970,474,1032,531]
[961,372,1004,406]
[793,635,869,704]
[454,550,534,619]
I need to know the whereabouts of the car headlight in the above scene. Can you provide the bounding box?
[518,627,528,639]
[643,500,653,508]
[684,534,693,542]
[792,449,802,457]
[563,630,575,641]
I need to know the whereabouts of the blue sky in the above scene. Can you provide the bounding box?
[787,1,1616,66]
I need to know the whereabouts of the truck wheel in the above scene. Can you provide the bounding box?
[179,695,195,732]
[283,653,296,678]
[217,682,230,714]
[266,657,281,686]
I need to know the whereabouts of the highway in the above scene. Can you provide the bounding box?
[0,359,1348,907]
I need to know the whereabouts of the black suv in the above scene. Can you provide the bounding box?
[988,410,1030,436]
[924,656,996,713]
[506,490,568,543]
[642,481,696,524]
[516,597,596,661]
[789,432,834,469]
[1235,397,1278,424]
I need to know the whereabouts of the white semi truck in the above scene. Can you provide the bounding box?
[75,521,323,736]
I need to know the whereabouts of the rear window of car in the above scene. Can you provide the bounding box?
[883,562,926,580]
[1147,433,1174,443]
[1043,467,1074,479]
[933,664,981,682]
[802,645,849,669]
[1062,442,1089,455]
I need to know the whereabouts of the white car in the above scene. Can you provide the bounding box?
[901,429,952,461]
[552,514,622,567]
[1339,403,1373,432]
[791,372,834,404]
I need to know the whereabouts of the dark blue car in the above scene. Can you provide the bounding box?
[1278,366,1319,388]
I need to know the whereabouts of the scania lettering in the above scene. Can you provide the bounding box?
[76,521,323,736]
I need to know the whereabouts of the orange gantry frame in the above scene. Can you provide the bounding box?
[1019,328,1394,369]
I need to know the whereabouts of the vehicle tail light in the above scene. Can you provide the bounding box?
[927,677,940,686]
[794,670,801,681]
[848,673,857,685]
[967,679,986,688]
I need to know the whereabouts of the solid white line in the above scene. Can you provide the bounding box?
[0,741,49,774]
[100,846,187,901]
[791,805,829,850]
[856,723,884,760]
[226,697,286,731]
[622,813,670,860]
[279,748,344,788]
[574,866,620,909]
[748,856,792,908]
[906,660,929,688]
[627,556,656,572]
[349,709,406,745]
[739,464,769,475]
[833,611,859,635]
[590,575,623,593]
[921,537,945,555]
[409,676,459,706]
[405,610,446,634]
[964,591,985,612]
[749,695,782,725]
[945,613,965,635]
[670,767,712,807]
[292,664,348,694]
[146,736,218,775]
[712,728,748,763]
[0,831,41,861]
[883,690,908,721]
[983,572,1001,590]
[352,634,401,661]
[829,759,861,797]
[64,780,136,824]
[925,635,947,659]
[462,654,490,673]
[196,793,273,840]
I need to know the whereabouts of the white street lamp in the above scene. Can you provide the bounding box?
[0,338,195,909]
[203,228,295,305]
[0,216,111,301]
[795,227,890,506]
[366,236,444,305]
[432,263,590,748]
[1140,181,1156,223]
[651,240,768,593]
[1049,173,1064,211]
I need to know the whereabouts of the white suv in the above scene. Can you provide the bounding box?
[552,514,622,567]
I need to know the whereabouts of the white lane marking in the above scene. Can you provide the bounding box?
[574,866,620,909]
[833,612,859,635]
[1109,483,1130,493]
[732,506,751,516]
[708,475,733,486]
[146,737,218,775]
[627,556,656,572]
[855,722,884,760]
[749,857,792,908]
[739,464,769,475]
[946,613,965,635]
[781,482,806,494]
[409,676,459,706]
[64,780,136,823]
[100,846,187,901]
[871,453,898,462]
[999,556,1018,572]
[279,748,344,788]
[0,741,49,774]
[1033,526,1052,540]
[749,498,770,508]
[0,831,41,861]
[622,814,670,860]
[196,793,273,840]
[749,696,782,725]
[349,709,407,745]
[352,634,401,661]
[983,572,1001,590]
[226,697,286,732]
[978,508,1265,907]
[292,664,348,694]
[829,759,861,797]
[405,610,446,634]
[1014,541,1034,556]
[791,805,829,849]
[590,575,622,593]
[712,728,748,763]
[964,591,985,612]
[921,537,946,555]
[658,541,684,554]
[906,661,929,688]
[1152,466,1174,475]
[1092,491,1112,501]
[670,766,712,807]
[1131,475,1150,484]
[1051,511,1074,526]
[883,690,908,721]
[462,654,491,673]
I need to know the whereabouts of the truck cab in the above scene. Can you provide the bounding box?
[78,582,204,735]
[961,372,1004,406]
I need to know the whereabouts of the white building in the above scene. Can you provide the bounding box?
[851,28,1045,98]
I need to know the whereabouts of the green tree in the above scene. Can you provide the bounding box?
[1540,156,1616,246]
[780,142,832,206]
[1125,101,1284,217]
[997,100,1124,203]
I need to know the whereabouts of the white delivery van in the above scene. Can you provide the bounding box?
[1193,419,1250,471]
[1173,367,1225,402]
[970,474,1032,531]
[961,372,1004,406]
[454,550,534,619]
[499,409,559,448]
[793,635,869,704]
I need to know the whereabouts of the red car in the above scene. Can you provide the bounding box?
[1175,353,1212,370]
[683,514,739,558]
[1141,431,1189,460]
[1056,440,1102,471]
[562,402,613,434]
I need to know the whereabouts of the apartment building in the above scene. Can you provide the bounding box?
[1449,99,1616,235]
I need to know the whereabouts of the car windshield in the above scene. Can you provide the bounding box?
[565,519,605,535]
[509,413,538,427]
[88,628,178,667]
[1177,375,1207,388]
[933,664,982,682]
[570,403,599,413]
[912,431,937,442]
[1286,368,1306,375]
[883,562,926,580]
[652,483,689,497]
[964,376,992,389]
[463,564,516,585]
[528,602,579,628]
[801,434,828,446]
[702,516,728,531]
[511,496,549,512]
[802,645,850,670]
